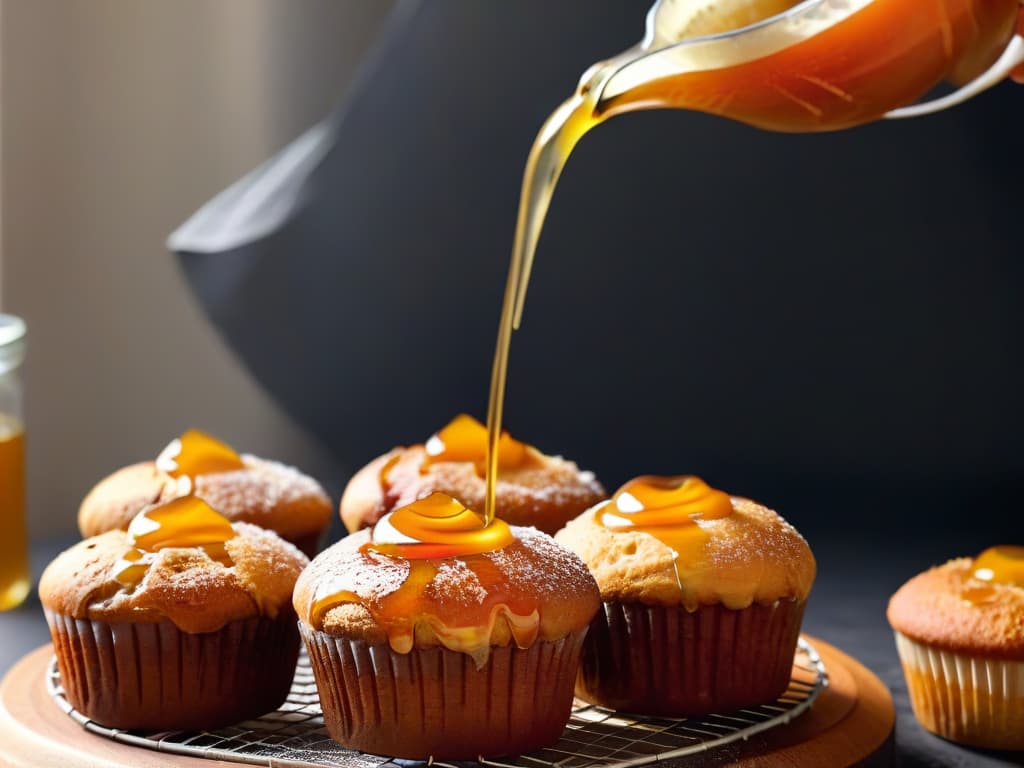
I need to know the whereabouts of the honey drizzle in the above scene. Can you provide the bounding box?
[309,493,537,666]
[484,93,604,524]
[156,428,245,481]
[481,0,1020,523]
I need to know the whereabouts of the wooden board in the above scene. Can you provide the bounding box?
[0,637,894,768]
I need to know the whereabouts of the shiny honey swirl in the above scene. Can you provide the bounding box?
[424,413,530,475]
[156,428,245,481]
[308,492,539,666]
[113,496,236,586]
[600,475,733,591]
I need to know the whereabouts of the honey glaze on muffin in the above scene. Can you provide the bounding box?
[156,428,247,481]
[46,497,307,634]
[79,429,331,556]
[112,495,237,588]
[560,475,815,611]
[300,491,596,667]
[888,547,1024,660]
[340,414,605,535]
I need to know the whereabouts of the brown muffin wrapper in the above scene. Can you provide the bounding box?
[300,624,587,760]
[46,610,300,731]
[894,632,1024,750]
[576,600,805,716]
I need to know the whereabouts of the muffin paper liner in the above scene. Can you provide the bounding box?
[45,610,299,731]
[576,600,805,716]
[300,625,587,760]
[894,631,1024,750]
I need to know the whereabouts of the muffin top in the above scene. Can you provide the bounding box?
[887,548,1024,660]
[555,476,815,611]
[340,414,605,535]
[43,497,309,633]
[79,430,332,542]
[296,492,600,668]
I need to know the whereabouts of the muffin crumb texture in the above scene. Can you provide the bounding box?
[555,497,815,610]
[888,558,1024,660]
[40,523,309,634]
[79,456,331,543]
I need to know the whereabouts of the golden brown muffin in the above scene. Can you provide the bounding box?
[555,475,815,716]
[41,496,309,730]
[79,430,332,557]
[295,491,600,759]
[887,548,1024,750]
[340,414,605,535]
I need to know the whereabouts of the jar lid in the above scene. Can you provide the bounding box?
[0,314,26,348]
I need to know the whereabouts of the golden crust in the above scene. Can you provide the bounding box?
[79,456,332,543]
[340,445,605,535]
[39,523,309,634]
[887,558,1024,660]
[554,498,815,610]
[293,527,601,647]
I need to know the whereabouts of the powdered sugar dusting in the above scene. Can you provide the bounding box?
[426,560,487,607]
[486,526,597,601]
[40,522,307,634]
[295,525,601,648]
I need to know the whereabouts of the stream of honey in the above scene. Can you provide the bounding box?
[481,0,1019,522]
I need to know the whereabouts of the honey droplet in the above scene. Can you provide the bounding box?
[973,545,1024,588]
[156,429,245,480]
[423,414,529,475]
[369,492,515,560]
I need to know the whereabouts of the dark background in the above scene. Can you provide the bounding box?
[179,0,1023,560]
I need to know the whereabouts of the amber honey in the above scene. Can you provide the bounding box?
[0,415,28,610]
[603,0,1019,132]
[114,496,236,587]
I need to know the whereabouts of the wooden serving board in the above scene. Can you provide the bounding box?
[0,637,894,768]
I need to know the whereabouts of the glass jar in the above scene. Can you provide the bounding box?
[0,314,27,610]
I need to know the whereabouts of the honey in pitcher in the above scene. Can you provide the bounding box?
[0,414,28,610]
[601,0,1019,132]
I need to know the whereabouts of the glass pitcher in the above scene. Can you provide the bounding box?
[582,0,1023,133]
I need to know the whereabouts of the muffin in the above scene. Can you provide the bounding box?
[556,475,816,716]
[294,491,601,759]
[79,429,332,556]
[887,546,1024,750]
[340,413,605,535]
[41,495,309,730]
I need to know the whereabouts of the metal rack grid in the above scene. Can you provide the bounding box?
[46,638,827,768]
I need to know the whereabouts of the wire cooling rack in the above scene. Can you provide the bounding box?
[47,638,827,768]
